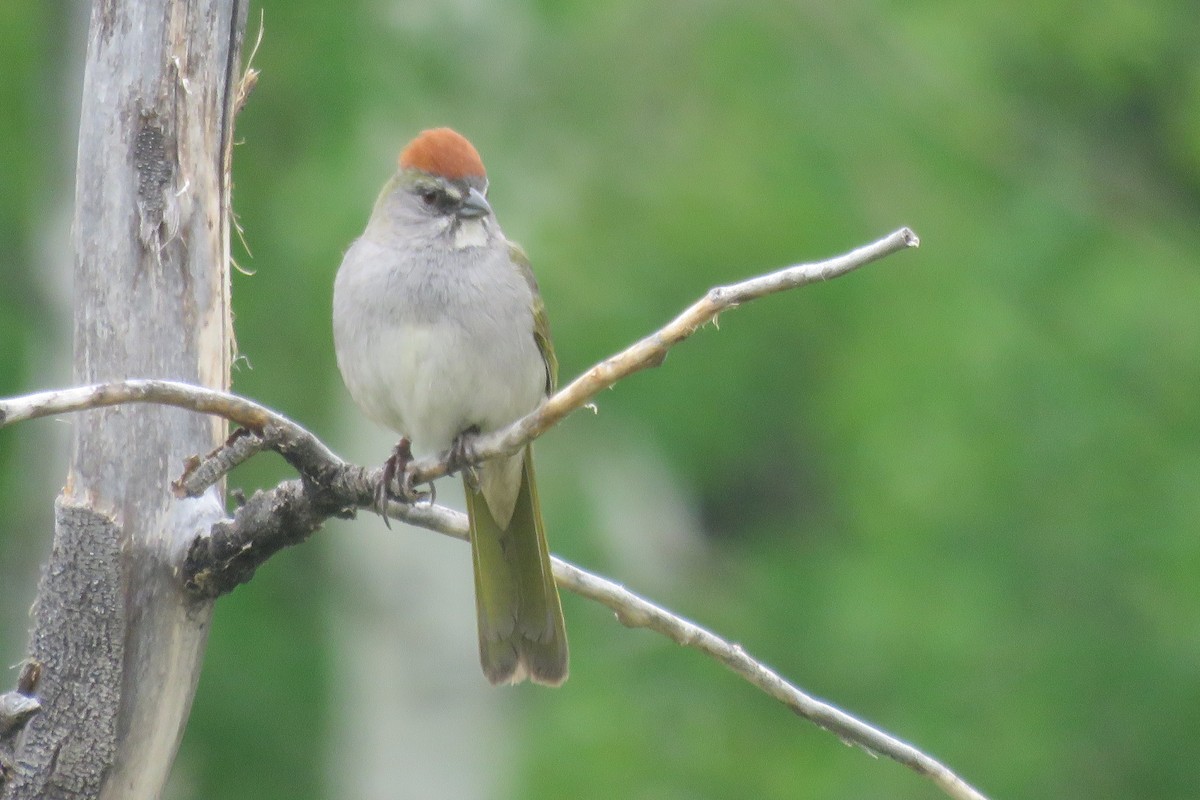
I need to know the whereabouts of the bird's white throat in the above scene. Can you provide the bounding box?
[452,218,490,249]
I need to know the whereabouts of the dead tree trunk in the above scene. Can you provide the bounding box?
[1,1,247,797]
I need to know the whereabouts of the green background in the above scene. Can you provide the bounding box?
[2,1,1199,798]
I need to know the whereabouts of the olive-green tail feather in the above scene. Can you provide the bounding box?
[465,445,568,686]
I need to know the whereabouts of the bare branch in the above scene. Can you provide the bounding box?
[179,478,987,799]
[1,227,920,494]
[550,560,988,800]
[408,226,919,484]
[388,501,988,799]
[1,229,923,589]
[1,379,287,431]
[0,379,343,491]
[0,228,985,798]
[0,229,924,571]
[172,428,266,497]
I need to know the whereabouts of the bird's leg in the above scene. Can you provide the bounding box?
[376,437,431,527]
[447,426,482,492]
[375,439,409,528]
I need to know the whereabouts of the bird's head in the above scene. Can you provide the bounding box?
[368,128,495,246]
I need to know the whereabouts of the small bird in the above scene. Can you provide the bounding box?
[332,128,568,686]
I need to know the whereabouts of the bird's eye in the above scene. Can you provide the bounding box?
[419,188,439,206]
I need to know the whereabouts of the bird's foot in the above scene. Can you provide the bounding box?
[376,438,431,528]
[447,426,482,492]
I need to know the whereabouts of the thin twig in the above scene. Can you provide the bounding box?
[394,501,986,800]
[172,428,265,496]
[407,226,919,484]
[0,379,283,430]
[0,379,344,488]
[552,561,986,800]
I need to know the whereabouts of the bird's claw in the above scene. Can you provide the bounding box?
[447,427,482,491]
[376,438,432,527]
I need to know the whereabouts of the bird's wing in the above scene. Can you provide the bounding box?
[508,241,557,394]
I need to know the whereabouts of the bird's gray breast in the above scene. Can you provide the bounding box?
[333,235,546,454]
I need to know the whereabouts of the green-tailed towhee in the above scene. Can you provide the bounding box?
[332,128,568,686]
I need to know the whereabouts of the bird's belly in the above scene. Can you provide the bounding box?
[350,320,545,455]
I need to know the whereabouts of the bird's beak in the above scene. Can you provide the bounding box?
[458,187,493,219]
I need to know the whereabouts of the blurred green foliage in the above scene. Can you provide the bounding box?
[2,1,1199,798]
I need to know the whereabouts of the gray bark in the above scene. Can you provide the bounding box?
[2,1,247,797]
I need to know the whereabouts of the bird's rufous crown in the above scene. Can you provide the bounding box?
[398,128,487,180]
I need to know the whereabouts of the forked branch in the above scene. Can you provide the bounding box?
[0,228,989,800]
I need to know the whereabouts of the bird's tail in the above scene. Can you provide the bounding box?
[465,445,568,686]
